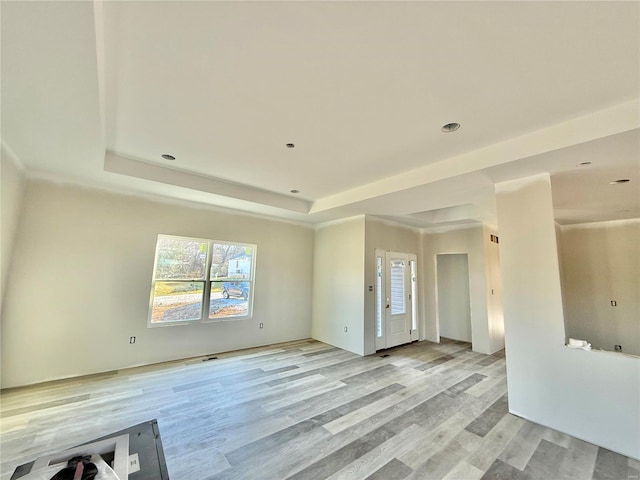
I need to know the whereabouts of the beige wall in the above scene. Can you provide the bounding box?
[559,219,640,356]
[312,216,365,355]
[496,173,639,460]
[0,172,506,388]
[1,146,27,312]
[1,179,314,388]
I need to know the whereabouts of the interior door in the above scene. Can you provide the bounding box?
[385,252,412,348]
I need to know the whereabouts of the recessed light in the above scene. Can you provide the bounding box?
[290,189,300,194]
[579,161,592,166]
[609,179,631,185]
[161,154,176,161]
[286,143,295,149]
[441,122,461,133]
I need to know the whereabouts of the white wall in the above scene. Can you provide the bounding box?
[496,173,640,460]
[482,224,505,353]
[559,219,639,356]
[364,216,420,354]
[436,254,471,342]
[1,179,314,388]
[1,146,27,312]
[312,216,365,355]
[422,225,502,354]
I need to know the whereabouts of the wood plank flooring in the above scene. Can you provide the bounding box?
[1,339,638,480]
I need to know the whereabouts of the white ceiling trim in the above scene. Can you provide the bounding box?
[310,99,640,214]
[25,167,316,230]
[420,222,484,235]
[559,218,640,231]
[104,151,311,214]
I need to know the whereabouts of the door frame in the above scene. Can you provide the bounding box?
[375,249,419,351]
[434,252,473,345]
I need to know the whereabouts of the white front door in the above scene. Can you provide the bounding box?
[385,252,412,348]
[373,250,418,349]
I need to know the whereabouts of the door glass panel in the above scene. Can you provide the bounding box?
[390,259,406,315]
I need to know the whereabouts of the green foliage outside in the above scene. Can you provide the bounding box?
[154,237,252,281]
[155,238,208,280]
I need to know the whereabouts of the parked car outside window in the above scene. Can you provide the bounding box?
[222,281,249,300]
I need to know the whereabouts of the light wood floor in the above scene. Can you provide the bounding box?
[1,339,638,480]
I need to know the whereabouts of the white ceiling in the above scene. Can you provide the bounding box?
[2,1,639,229]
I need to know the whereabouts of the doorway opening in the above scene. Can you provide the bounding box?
[435,253,472,345]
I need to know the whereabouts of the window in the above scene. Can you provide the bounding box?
[390,259,406,315]
[148,235,256,326]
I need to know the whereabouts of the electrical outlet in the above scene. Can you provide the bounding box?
[129,336,136,344]
[611,300,617,306]
[344,326,348,333]
[614,345,622,352]
[259,323,264,329]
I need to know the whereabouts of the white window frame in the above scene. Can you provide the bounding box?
[147,234,257,327]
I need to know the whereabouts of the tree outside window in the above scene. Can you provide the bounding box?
[149,235,256,325]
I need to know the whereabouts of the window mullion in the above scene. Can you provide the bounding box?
[201,241,214,320]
